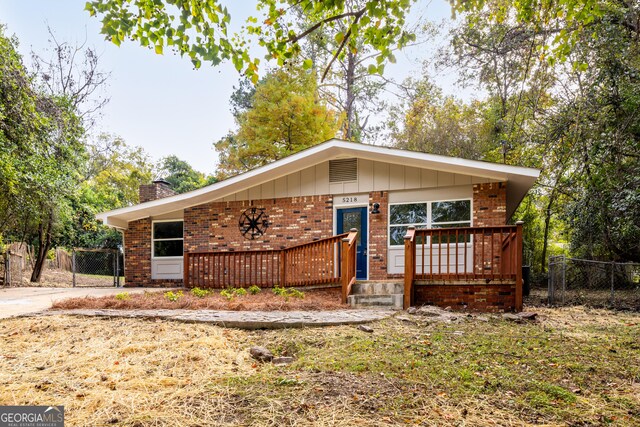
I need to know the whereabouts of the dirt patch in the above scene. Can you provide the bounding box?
[51,287,348,311]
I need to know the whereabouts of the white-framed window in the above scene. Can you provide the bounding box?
[152,220,184,258]
[388,199,472,246]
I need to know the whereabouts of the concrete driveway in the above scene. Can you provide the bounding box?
[0,287,175,319]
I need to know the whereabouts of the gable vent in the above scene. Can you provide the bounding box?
[329,158,358,182]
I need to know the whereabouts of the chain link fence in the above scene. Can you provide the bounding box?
[72,249,123,287]
[547,255,640,310]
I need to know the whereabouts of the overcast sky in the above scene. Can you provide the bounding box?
[0,0,478,174]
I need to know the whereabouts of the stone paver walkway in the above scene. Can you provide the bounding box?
[38,308,395,329]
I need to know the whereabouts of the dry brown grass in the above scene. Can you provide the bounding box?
[51,287,348,311]
[1,307,638,426]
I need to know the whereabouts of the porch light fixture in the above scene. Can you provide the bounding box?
[370,202,380,214]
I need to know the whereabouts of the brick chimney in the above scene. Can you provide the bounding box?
[139,179,177,203]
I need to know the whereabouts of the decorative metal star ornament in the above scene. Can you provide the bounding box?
[238,207,269,240]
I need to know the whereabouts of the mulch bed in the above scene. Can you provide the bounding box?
[51,287,349,311]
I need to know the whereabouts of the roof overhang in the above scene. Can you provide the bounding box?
[97,139,540,229]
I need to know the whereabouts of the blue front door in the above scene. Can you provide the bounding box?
[337,207,368,280]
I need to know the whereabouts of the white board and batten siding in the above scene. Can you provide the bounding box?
[219,159,496,201]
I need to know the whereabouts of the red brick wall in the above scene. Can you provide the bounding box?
[123,183,511,286]
[368,191,389,280]
[473,182,507,227]
[414,283,516,312]
[472,182,508,275]
[123,218,182,287]
[184,195,334,252]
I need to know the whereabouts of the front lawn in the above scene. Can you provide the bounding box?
[0,306,638,426]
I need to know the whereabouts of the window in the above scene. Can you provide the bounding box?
[152,221,184,257]
[388,200,471,246]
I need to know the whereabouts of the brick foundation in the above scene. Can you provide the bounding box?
[414,283,516,312]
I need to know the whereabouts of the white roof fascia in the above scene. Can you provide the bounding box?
[97,139,539,228]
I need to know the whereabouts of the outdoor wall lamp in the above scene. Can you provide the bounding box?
[370,202,380,214]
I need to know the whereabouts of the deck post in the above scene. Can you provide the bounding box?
[183,253,189,288]
[515,221,524,312]
[280,250,287,287]
[341,238,350,304]
[404,226,416,310]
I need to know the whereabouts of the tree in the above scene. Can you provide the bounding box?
[387,75,494,160]
[215,67,341,178]
[85,0,417,82]
[156,155,215,193]
[23,29,109,282]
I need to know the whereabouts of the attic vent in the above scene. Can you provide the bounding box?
[329,158,358,182]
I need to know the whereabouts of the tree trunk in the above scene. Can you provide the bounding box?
[30,213,53,282]
[344,51,356,140]
[540,204,552,274]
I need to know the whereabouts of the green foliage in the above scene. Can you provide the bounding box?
[220,289,235,300]
[0,27,87,281]
[215,67,341,178]
[219,287,247,300]
[248,285,261,295]
[164,290,184,302]
[115,292,131,301]
[388,76,494,160]
[190,287,211,298]
[85,0,416,83]
[156,155,215,194]
[272,286,304,299]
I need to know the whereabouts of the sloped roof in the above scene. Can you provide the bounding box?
[97,139,540,229]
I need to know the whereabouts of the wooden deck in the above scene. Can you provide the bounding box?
[404,223,523,310]
[184,224,524,311]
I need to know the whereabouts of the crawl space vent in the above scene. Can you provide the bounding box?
[329,158,358,182]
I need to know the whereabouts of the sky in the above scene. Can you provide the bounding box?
[0,0,477,175]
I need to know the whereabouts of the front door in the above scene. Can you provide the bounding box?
[337,207,368,280]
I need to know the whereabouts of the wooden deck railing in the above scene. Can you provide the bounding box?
[341,228,358,304]
[184,230,358,297]
[404,222,523,310]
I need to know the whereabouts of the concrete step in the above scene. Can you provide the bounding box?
[351,281,404,295]
[347,294,404,310]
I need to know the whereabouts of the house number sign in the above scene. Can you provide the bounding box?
[337,194,367,205]
[239,207,269,240]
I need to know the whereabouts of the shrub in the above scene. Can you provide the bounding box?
[272,286,305,299]
[191,287,210,298]
[272,286,286,296]
[220,287,248,300]
[164,290,184,302]
[288,288,305,299]
[115,292,130,301]
[248,285,261,295]
[220,289,236,300]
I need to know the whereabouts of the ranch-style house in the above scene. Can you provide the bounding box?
[97,139,539,311]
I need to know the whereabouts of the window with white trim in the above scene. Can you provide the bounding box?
[388,199,471,246]
[152,221,184,257]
